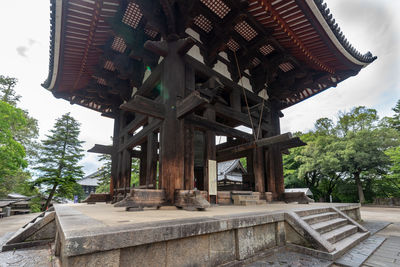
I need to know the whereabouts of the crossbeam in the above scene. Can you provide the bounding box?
[135,60,164,97]
[185,114,252,141]
[176,91,209,118]
[119,119,162,152]
[120,114,147,137]
[120,95,165,120]
[217,133,293,158]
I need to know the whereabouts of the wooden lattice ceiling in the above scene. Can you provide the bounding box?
[43,0,376,113]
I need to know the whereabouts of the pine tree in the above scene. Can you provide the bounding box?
[389,99,400,131]
[34,113,84,210]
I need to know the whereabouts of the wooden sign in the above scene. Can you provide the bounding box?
[208,160,217,196]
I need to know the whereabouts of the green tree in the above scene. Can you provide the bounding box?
[96,154,112,193]
[338,107,398,203]
[0,75,39,169]
[0,101,28,196]
[388,99,400,131]
[95,154,140,193]
[0,75,20,105]
[34,113,84,210]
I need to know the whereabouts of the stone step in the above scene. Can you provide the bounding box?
[302,212,339,224]
[233,194,260,205]
[239,200,259,206]
[322,224,358,244]
[332,232,370,259]
[232,195,259,201]
[296,207,332,217]
[311,218,348,234]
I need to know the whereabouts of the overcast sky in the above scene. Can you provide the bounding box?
[0,0,399,176]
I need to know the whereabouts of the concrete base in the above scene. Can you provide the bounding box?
[51,202,362,266]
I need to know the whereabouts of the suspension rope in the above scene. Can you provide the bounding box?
[256,97,265,140]
[233,50,267,141]
[233,50,256,141]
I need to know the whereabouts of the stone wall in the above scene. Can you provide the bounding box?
[373,197,400,206]
[60,221,284,267]
[337,205,361,221]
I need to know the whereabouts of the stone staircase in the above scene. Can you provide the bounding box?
[285,207,370,260]
[1,210,56,251]
[231,191,266,206]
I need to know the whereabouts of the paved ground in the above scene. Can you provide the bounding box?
[245,248,332,267]
[0,245,56,267]
[0,213,39,237]
[362,223,400,267]
[71,202,356,226]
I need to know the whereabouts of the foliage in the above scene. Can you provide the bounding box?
[29,197,43,213]
[283,103,400,203]
[0,75,39,197]
[0,101,28,196]
[388,99,400,131]
[95,154,140,193]
[0,75,20,105]
[34,113,84,210]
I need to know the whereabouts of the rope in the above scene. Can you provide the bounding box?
[233,50,256,141]
[256,97,265,140]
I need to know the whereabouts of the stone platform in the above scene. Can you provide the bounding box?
[52,202,362,266]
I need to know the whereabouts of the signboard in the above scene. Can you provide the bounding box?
[208,160,217,195]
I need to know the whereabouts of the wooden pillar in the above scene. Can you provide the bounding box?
[146,132,158,188]
[253,147,265,193]
[139,143,147,186]
[184,125,195,190]
[246,151,254,190]
[230,90,241,111]
[110,115,120,197]
[262,102,285,200]
[265,147,276,198]
[158,38,188,203]
[204,108,216,201]
[119,112,132,196]
[274,145,284,199]
[121,149,131,193]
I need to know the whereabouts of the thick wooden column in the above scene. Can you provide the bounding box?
[265,104,284,200]
[246,151,254,190]
[146,132,158,188]
[204,108,216,201]
[118,111,133,196]
[184,125,195,190]
[146,37,194,203]
[253,147,265,193]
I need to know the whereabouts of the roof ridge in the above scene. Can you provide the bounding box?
[313,0,377,63]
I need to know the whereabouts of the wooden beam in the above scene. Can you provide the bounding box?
[217,133,292,158]
[185,114,252,141]
[87,144,112,154]
[119,119,162,152]
[176,90,209,118]
[135,60,164,97]
[279,137,306,151]
[214,103,272,132]
[120,114,147,137]
[120,95,165,120]
[184,55,264,105]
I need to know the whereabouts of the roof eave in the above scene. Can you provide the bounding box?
[305,0,377,68]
